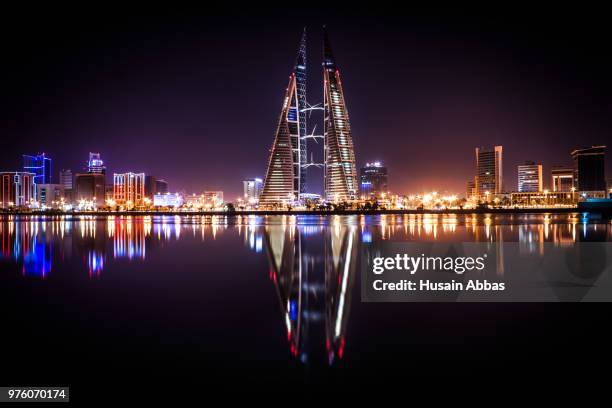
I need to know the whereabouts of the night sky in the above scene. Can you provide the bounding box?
[2,5,611,199]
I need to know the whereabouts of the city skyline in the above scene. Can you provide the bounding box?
[2,9,612,199]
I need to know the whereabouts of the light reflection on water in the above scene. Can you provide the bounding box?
[1,213,610,366]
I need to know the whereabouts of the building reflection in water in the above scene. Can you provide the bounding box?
[259,219,358,365]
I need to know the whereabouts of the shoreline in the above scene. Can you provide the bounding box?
[0,207,583,217]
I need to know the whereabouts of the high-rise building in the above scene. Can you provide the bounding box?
[323,29,357,202]
[59,169,73,190]
[551,166,574,192]
[74,173,105,207]
[243,178,263,202]
[113,172,145,209]
[517,161,543,192]
[260,30,307,205]
[144,175,168,198]
[0,172,36,208]
[571,146,606,192]
[23,153,51,184]
[156,179,168,195]
[360,162,388,199]
[87,152,106,174]
[475,146,503,196]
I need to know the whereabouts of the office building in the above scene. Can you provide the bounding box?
[475,146,503,196]
[243,178,263,202]
[360,162,388,199]
[0,172,36,208]
[260,30,307,204]
[59,169,73,190]
[23,153,52,184]
[74,173,106,207]
[113,172,145,209]
[323,29,358,201]
[571,146,606,192]
[517,161,543,192]
[551,166,574,192]
[145,176,169,197]
[36,184,65,206]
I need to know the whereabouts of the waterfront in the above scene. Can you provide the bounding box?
[1,213,611,393]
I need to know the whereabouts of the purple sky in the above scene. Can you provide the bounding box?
[2,6,611,199]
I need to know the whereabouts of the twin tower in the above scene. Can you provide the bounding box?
[259,28,358,205]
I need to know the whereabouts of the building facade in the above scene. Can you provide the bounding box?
[260,31,307,205]
[36,184,65,206]
[551,166,574,192]
[360,162,388,199]
[23,153,51,185]
[571,146,606,192]
[475,146,503,196]
[243,178,263,202]
[517,161,542,192]
[153,193,183,207]
[145,175,168,198]
[74,173,106,207]
[0,172,36,208]
[323,29,358,202]
[113,172,145,209]
[59,169,73,190]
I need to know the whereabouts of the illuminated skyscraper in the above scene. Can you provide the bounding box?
[23,153,51,184]
[87,152,106,174]
[571,146,606,192]
[323,29,357,201]
[260,30,307,205]
[243,178,263,202]
[360,162,388,199]
[517,161,542,192]
[475,146,503,196]
[113,172,145,209]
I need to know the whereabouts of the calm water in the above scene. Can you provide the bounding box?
[1,213,611,394]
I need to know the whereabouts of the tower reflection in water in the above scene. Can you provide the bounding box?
[259,221,358,365]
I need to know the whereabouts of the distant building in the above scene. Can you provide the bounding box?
[475,146,503,196]
[36,184,64,205]
[0,172,36,208]
[59,169,73,190]
[203,191,224,208]
[23,153,52,184]
[87,152,106,174]
[571,146,606,192]
[551,166,574,192]
[113,172,145,209]
[243,178,263,202]
[145,176,169,197]
[360,161,388,199]
[74,173,106,207]
[466,178,477,199]
[153,193,183,207]
[517,161,542,192]
[105,184,114,202]
[156,179,168,194]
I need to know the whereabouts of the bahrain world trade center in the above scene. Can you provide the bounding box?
[259,28,357,205]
